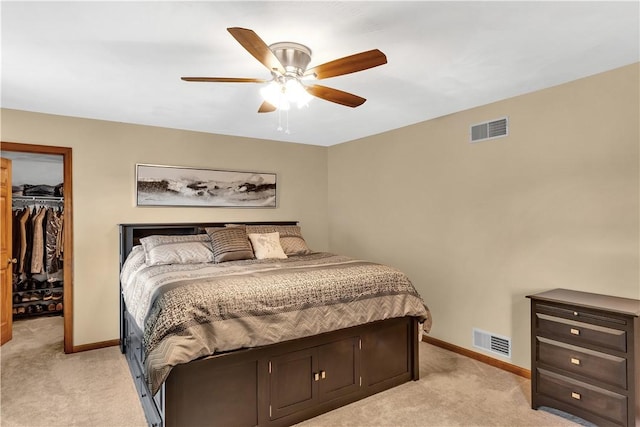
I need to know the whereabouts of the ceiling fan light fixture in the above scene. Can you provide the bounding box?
[260,78,312,111]
[285,79,313,108]
[260,81,289,110]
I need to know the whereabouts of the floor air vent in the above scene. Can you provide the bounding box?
[473,328,511,358]
[470,117,508,142]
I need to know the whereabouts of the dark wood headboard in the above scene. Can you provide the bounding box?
[118,221,298,269]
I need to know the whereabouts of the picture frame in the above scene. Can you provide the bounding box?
[136,164,277,208]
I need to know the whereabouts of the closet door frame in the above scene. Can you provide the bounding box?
[1,141,73,354]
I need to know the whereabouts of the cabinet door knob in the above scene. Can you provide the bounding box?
[313,372,320,382]
[570,328,580,336]
[570,357,581,366]
[571,392,581,400]
[321,370,326,379]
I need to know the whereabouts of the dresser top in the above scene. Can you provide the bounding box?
[527,288,640,317]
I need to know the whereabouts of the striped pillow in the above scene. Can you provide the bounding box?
[206,227,254,263]
[140,234,214,266]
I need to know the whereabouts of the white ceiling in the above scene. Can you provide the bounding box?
[2,1,638,147]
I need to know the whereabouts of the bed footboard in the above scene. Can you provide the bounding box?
[123,311,420,427]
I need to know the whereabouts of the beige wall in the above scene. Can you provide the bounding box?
[1,111,329,346]
[2,63,638,369]
[328,63,639,369]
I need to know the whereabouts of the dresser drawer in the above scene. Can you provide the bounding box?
[537,368,627,426]
[537,337,627,389]
[537,303,628,328]
[536,313,626,352]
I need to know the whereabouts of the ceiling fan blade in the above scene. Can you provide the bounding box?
[181,77,269,83]
[304,49,387,80]
[258,101,276,113]
[305,84,366,108]
[227,27,286,75]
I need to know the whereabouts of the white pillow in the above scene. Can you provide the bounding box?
[248,232,288,260]
[243,225,312,255]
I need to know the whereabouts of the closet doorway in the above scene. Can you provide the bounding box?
[0,142,73,353]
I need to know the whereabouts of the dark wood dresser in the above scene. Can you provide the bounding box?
[527,289,640,427]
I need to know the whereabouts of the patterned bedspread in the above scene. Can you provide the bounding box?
[121,247,432,395]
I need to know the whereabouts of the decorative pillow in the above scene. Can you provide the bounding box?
[247,232,288,260]
[206,227,254,263]
[140,234,214,266]
[243,225,312,255]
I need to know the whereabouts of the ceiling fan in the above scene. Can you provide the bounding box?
[181,27,387,113]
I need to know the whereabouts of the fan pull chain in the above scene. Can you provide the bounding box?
[275,108,290,134]
[285,110,290,134]
[277,107,283,132]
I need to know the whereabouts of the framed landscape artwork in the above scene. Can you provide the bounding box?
[136,164,277,207]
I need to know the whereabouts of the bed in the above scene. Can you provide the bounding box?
[119,221,431,427]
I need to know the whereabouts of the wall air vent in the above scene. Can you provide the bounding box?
[473,328,511,358]
[470,117,508,143]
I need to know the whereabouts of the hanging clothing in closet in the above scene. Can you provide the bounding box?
[12,205,64,276]
[45,209,63,274]
[11,199,64,317]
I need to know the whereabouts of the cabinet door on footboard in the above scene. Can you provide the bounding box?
[317,336,361,403]
[269,347,317,420]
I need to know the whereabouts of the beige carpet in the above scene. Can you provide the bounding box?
[1,316,587,427]
[0,316,146,427]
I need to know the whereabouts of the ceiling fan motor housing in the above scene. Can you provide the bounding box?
[269,42,312,76]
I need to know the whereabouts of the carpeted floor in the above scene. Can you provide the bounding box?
[1,316,589,427]
[0,316,147,427]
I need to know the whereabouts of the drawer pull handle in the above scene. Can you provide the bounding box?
[570,328,580,336]
[571,392,581,400]
[570,358,581,366]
